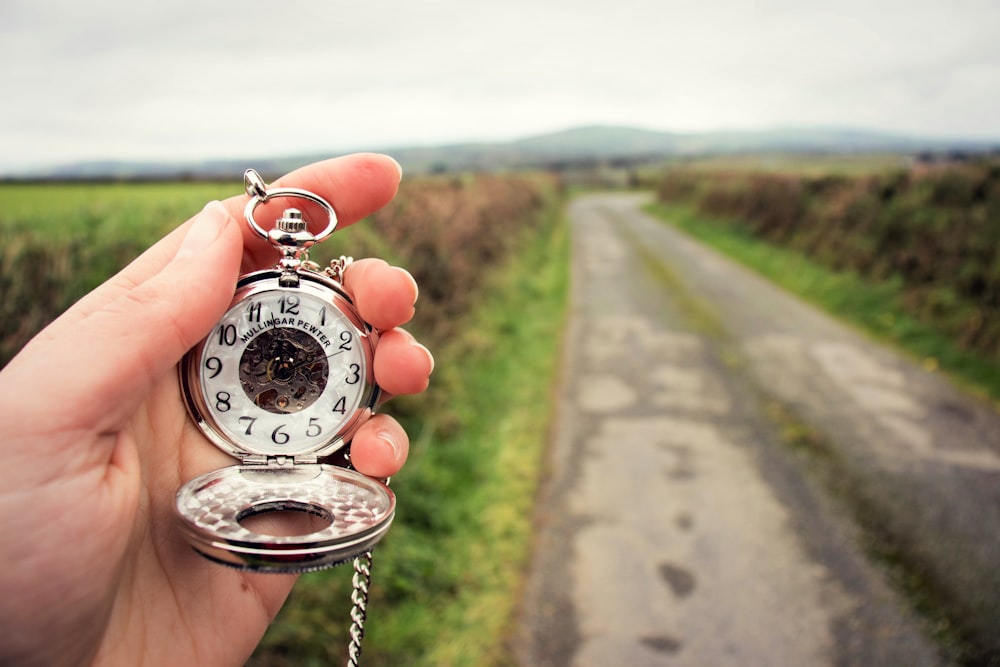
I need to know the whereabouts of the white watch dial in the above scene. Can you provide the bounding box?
[196,285,371,456]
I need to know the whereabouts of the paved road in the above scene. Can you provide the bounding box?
[516,193,1000,665]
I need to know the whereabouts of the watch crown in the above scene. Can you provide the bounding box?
[276,208,307,233]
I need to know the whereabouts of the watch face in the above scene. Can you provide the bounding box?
[185,273,378,458]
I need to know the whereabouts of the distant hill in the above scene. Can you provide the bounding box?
[9,124,999,181]
[381,125,995,174]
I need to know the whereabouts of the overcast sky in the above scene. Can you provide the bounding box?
[2,0,998,172]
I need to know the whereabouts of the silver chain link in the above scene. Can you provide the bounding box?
[346,550,374,667]
[326,256,354,285]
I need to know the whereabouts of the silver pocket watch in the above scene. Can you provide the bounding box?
[175,170,395,575]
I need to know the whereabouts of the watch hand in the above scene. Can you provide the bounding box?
[288,349,346,372]
[255,349,344,379]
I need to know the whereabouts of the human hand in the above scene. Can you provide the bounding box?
[0,154,433,667]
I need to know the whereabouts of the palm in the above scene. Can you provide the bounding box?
[92,375,297,665]
[0,338,297,667]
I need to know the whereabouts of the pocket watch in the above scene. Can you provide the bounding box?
[175,170,395,574]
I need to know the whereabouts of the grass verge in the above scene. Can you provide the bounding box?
[250,199,569,666]
[645,202,1000,405]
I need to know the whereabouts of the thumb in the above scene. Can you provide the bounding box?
[19,201,243,431]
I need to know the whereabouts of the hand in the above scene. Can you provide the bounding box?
[0,155,433,667]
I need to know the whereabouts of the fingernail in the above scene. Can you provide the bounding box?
[411,340,435,374]
[394,266,419,304]
[177,201,228,260]
[387,155,403,181]
[377,430,400,461]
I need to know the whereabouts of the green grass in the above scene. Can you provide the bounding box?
[0,181,240,234]
[0,181,379,261]
[645,202,1000,404]
[0,182,246,365]
[251,200,570,666]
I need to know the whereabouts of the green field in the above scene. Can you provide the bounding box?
[0,182,240,364]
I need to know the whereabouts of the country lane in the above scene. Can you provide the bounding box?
[516,192,1000,666]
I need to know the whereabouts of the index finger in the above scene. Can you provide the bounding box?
[223,153,402,272]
